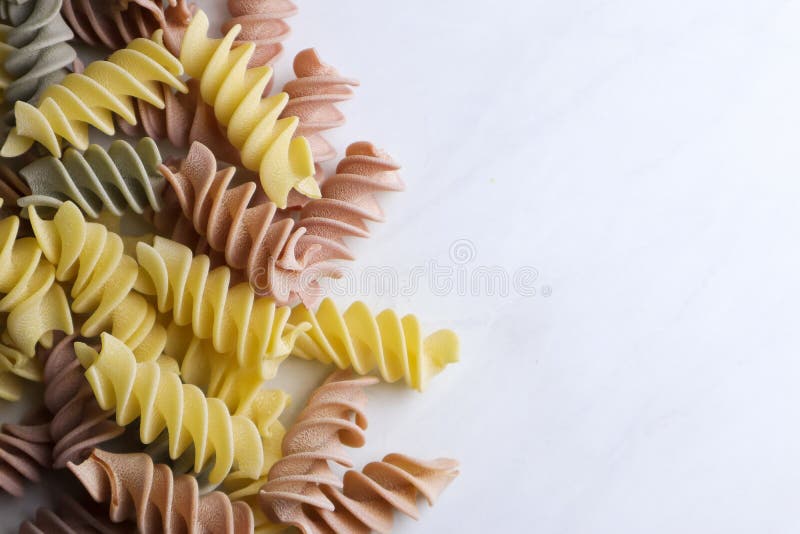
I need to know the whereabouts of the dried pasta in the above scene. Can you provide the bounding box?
[135,235,307,369]
[18,137,164,218]
[223,0,296,68]
[69,448,254,533]
[19,494,131,533]
[265,454,460,534]
[0,422,51,497]
[179,10,317,208]
[0,0,76,105]
[40,334,124,468]
[0,213,72,357]
[159,141,339,305]
[1,32,188,158]
[75,333,271,483]
[290,298,459,391]
[298,142,405,266]
[281,48,358,164]
[28,202,167,361]
[62,0,189,51]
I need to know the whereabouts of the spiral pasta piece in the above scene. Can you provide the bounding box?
[20,494,130,533]
[179,10,317,209]
[0,0,76,106]
[0,213,72,359]
[298,142,405,265]
[40,334,124,468]
[61,0,189,52]
[223,0,296,68]
[0,422,51,497]
[1,32,188,158]
[120,80,242,165]
[160,141,341,305]
[69,449,254,533]
[281,49,358,164]
[18,137,164,218]
[272,454,460,534]
[75,333,269,483]
[135,235,307,369]
[0,163,30,214]
[290,298,459,391]
[28,202,167,361]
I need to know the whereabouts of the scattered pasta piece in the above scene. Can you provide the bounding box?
[290,299,459,391]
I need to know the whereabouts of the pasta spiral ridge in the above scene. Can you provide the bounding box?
[69,448,254,533]
[135,235,307,369]
[0,421,51,497]
[298,142,405,265]
[281,49,358,164]
[40,334,124,468]
[1,32,188,158]
[179,10,317,209]
[0,214,72,359]
[223,0,296,68]
[0,163,31,214]
[119,80,242,166]
[61,0,189,52]
[29,202,167,361]
[290,298,459,392]
[20,494,130,533]
[159,141,340,305]
[0,0,76,105]
[18,137,165,218]
[75,334,270,483]
[268,454,460,534]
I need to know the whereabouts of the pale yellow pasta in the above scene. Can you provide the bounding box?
[179,10,317,208]
[290,298,460,391]
[164,321,289,438]
[1,32,188,158]
[75,333,273,484]
[28,202,166,362]
[135,236,308,372]
[0,214,72,358]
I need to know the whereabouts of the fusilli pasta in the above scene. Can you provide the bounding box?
[179,10,317,208]
[0,421,50,496]
[1,32,187,158]
[0,0,76,105]
[290,298,459,391]
[18,137,164,218]
[75,333,271,483]
[222,0,296,68]
[135,235,307,369]
[69,448,254,533]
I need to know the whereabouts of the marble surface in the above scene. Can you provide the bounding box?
[5,1,800,532]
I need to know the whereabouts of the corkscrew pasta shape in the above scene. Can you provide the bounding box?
[40,334,124,468]
[0,214,72,358]
[69,449,254,533]
[20,494,130,533]
[1,32,188,158]
[75,333,269,483]
[18,137,164,218]
[223,0,296,68]
[178,10,317,208]
[298,142,405,265]
[135,235,307,370]
[28,202,167,361]
[290,298,459,391]
[0,422,51,497]
[160,141,340,305]
[0,0,76,105]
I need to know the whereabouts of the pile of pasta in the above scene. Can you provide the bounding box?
[0,1,460,533]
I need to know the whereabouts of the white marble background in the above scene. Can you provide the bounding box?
[6,1,800,532]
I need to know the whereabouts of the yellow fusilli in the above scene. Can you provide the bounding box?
[75,333,273,484]
[290,298,460,391]
[1,32,188,158]
[28,202,166,362]
[135,236,307,371]
[179,10,317,208]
